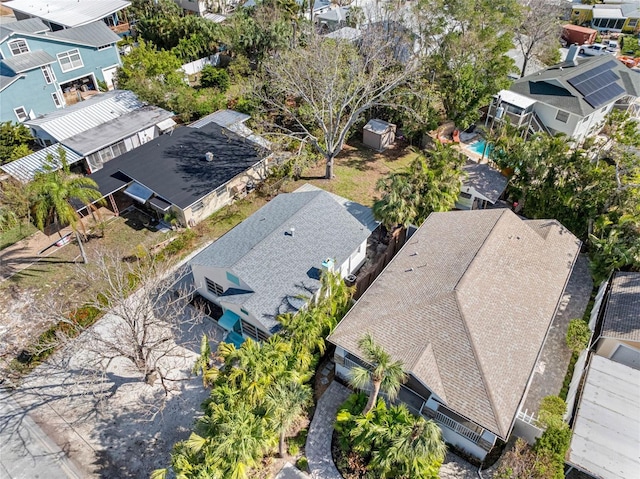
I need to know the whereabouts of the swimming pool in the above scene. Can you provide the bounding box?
[466,139,493,156]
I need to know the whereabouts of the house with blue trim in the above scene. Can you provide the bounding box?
[0,18,122,123]
[189,185,378,346]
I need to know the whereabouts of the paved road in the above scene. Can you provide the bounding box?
[305,381,351,479]
[0,390,85,479]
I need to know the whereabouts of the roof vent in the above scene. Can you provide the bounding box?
[321,258,335,271]
[204,151,214,162]
[289,227,295,237]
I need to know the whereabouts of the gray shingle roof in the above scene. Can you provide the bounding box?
[1,50,55,73]
[462,161,508,203]
[510,56,639,117]
[328,209,581,438]
[601,272,640,342]
[43,22,121,47]
[190,187,375,332]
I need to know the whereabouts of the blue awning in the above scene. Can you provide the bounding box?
[123,181,154,204]
[218,310,241,331]
[225,331,246,348]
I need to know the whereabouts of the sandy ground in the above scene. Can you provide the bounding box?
[1,282,225,478]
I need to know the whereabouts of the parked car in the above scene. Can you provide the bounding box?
[579,44,613,56]
[604,40,619,52]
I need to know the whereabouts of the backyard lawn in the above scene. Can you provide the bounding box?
[284,140,419,206]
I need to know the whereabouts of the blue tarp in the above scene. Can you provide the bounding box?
[226,331,246,348]
[218,310,241,331]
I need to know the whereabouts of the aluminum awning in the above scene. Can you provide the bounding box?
[123,181,154,203]
[218,310,241,331]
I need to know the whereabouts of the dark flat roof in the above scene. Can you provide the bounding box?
[89,123,267,209]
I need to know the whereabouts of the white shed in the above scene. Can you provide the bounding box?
[363,119,396,152]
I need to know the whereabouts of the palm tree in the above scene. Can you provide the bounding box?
[28,149,104,264]
[264,378,312,457]
[349,333,407,415]
[192,334,219,387]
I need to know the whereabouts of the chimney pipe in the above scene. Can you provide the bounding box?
[566,44,580,64]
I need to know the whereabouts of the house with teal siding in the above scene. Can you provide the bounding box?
[0,19,121,123]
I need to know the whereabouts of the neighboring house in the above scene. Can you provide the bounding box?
[486,51,640,143]
[455,161,508,210]
[571,1,640,33]
[189,184,377,345]
[0,19,122,123]
[88,120,271,226]
[241,0,331,17]
[0,90,175,182]
[328,209,581,461]
[324,26,362,42]
[315,6,351,33]
[565,272,640,479]
[591,272,640,369]
[5,0,131,34]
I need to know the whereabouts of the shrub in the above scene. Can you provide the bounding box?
[288,443,299,456]
[200,65,230,92]
[538,396,566,428]
[534,424,572,479]
[295,456,309,472]
[566,319,591,353]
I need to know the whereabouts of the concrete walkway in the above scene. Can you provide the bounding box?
[522,254,593,415]
[0,390,86,479]
[305,381,350,479]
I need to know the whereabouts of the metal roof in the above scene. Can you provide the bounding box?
[4,0,131,28]
[43,22,121,47]
[325,27,362,41]
[592,7,625,18]
[26,90,143,141]
[189,109,250,129]
[1,50,55,73]
[568,355,640,479]
[203,12,227,23]
[61,106,175,155]
[0,18,48,42]
[0,144,82,183]
[0,73,23,92]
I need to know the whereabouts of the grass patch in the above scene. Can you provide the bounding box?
[284,141,418,206]
[0,222,37,250]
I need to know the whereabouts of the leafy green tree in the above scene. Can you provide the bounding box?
[373,145,466,228]
[348,333,407,415]
[265,379,312,457]
[336,395,446,478]
[566,319,591,354]
[28,150,104,263]
[200,65,230,92]
[0,121,34,164]
[117,39,184,93]
[416,0,520,128]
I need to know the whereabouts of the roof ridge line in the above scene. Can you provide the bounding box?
[452,291,504,437]
[452,209,505,293]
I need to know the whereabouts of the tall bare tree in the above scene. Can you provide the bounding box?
[258,27,420,179]
[514,0,564,77]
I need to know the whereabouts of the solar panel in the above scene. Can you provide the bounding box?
[584,83,626,109]
[567,59,624,109]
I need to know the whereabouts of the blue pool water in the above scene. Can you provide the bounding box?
[466,139,493,156]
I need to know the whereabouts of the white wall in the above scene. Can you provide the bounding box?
[533,101,614,142]
[338,239,367,277]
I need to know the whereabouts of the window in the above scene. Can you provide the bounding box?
[205,277,224,295]
[97,44,112,51]
[13,106,28,122]
[459,192,472,199]
[555,110,569,123]
[240,308,249,316]
[51,91,63,108]
[9,39,29,55]
[57,49,83,72]
[191,200,204,212]
[41,65,56,84]
[240,319,269,342]
[226,272,240,286]
[600,106,608,113]
[628,19,638,28]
